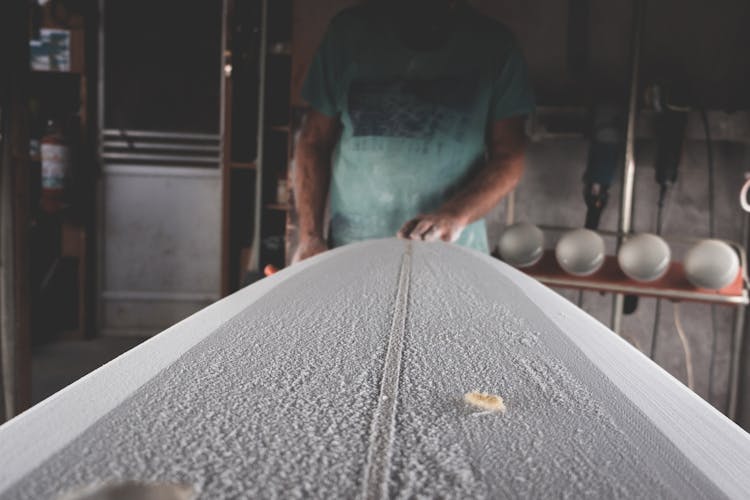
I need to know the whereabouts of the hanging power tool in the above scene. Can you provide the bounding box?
[578,106,624,309]
[650,84,688,230]
[583,105,624,231]
[646,83,688,358]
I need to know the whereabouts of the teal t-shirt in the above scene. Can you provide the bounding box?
[301,5,535,253]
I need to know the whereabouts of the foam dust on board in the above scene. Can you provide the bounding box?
[464,391,506,413]
[3,240,744,499]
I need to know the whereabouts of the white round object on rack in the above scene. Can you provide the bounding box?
[555,228,606,276]
[684,239,740,290]
[617,233,671,282]
[498,222,544,268]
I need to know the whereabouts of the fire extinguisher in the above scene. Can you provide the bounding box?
[40,117,71,213]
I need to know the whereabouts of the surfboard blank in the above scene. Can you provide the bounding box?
[1,239,749,499]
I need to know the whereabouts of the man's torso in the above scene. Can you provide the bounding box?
[307,6,528,253]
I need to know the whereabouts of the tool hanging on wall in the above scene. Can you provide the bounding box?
[578,106,624,308]
[649,84,689,232]
[582,106,624,231]
[610,0,645,333]
[645,83,688,359]
[698,107,723,407]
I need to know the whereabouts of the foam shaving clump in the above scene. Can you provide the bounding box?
[464,391,506,413]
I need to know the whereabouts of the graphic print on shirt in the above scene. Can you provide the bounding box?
[347,75,478,142]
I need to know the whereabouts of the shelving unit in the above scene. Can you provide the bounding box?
[523,251,748,306]
[256,0,293,272]
[220,0,293,294]
[27,4,96,342]
[501,224,749,421]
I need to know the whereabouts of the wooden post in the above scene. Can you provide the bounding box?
[0,0,33,420]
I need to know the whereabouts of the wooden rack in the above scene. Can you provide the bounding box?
[522,251,747,306]
[503,224,749,421]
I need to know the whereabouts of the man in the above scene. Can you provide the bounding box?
[292,0,534,263]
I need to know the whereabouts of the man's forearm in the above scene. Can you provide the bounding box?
[293,111,339,243]
[439,148,525,225]
[397,116,527,243]
[294,141,331,241]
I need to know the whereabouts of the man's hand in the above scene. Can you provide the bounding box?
[397,117,527,244]
[397,212,468,243]
[291,236,328,264]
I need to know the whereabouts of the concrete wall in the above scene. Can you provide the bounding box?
[486,123,750,417]
[470,0,750,107]
[292,0,750,108]
[290,0,750,424]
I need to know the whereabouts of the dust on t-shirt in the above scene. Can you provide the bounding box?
[302,5,535,253]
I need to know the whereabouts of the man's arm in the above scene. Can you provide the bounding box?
[291,109,340,263]
[398,115,527,242]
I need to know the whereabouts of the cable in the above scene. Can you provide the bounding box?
[649,187,672,359]
[650,102,687,357]
[673,303,695,391]
[622,332,644,353]
[650,145,673,359]
[649,196,664,359]
[649,299,662,360]
[700,108,719,403]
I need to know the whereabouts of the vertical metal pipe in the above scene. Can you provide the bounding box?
[729,305,745,421]
[612,0,646,333]
[729,211,750,421]
[95,0,106,335]
[250,0,269,272]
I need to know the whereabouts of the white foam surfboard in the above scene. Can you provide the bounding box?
[1,239,749,499]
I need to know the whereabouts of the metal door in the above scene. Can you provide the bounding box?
[98,1,225,336]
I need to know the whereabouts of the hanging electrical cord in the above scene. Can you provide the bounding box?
[649,188,669,359]
[700,108,720,404]
[650,105,718,396]
[649,93,687,359]
[673,302,695,390]
[649,180,669,358]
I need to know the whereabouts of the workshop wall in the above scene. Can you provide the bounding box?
[485,128,750,416]
[292,0,750,108]
[470,0,750,108]
[290,0,750,422]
